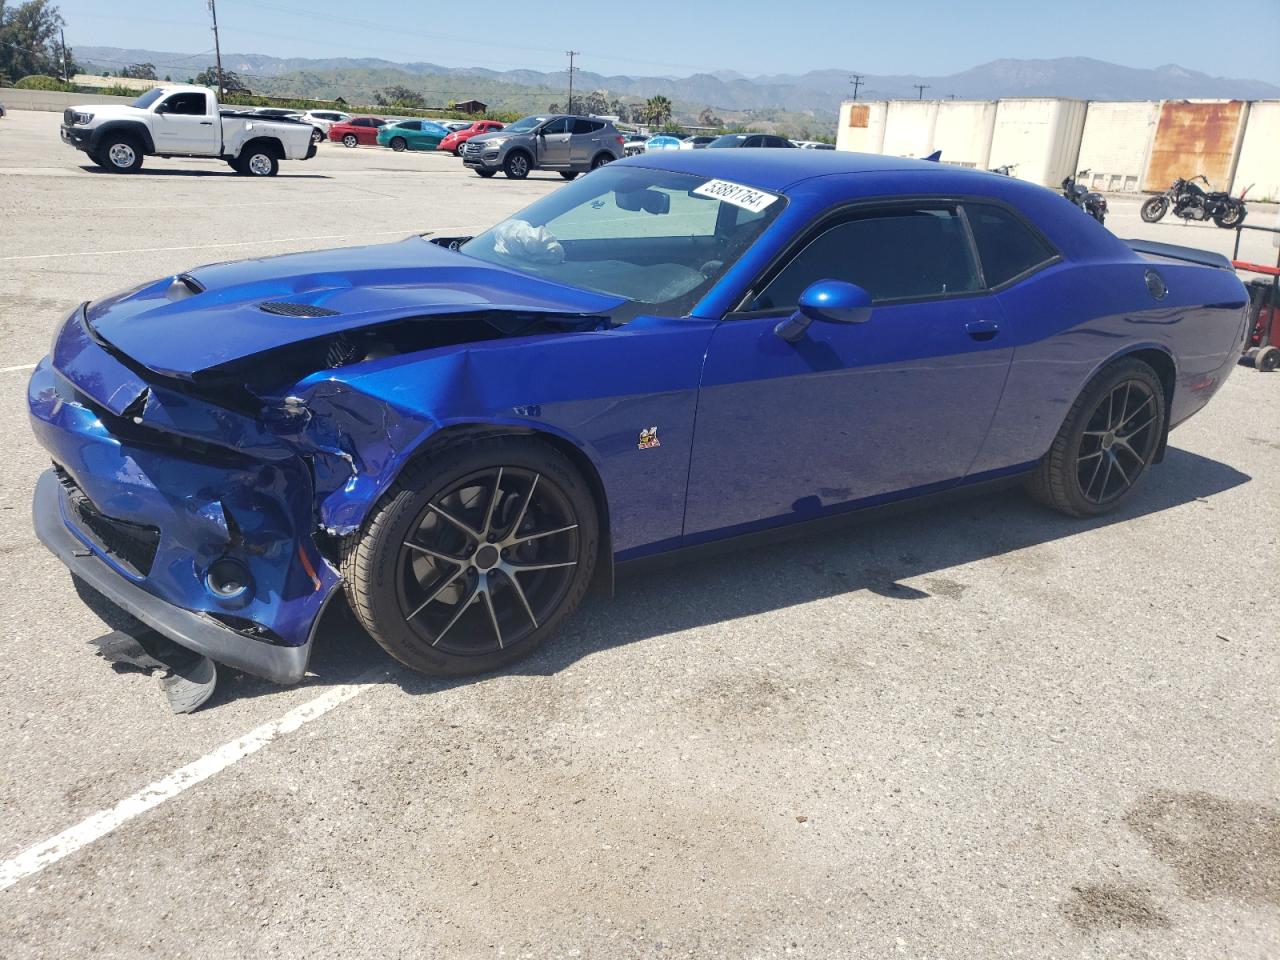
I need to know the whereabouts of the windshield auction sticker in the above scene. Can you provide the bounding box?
[692,179,779,213]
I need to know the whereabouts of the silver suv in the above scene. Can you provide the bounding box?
[463,114,624,180]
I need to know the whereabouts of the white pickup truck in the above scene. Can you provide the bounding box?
[59,84,316,176]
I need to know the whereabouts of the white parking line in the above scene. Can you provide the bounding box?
[0,363,36,374]
[0,669,385,891]
[0,230,420,262]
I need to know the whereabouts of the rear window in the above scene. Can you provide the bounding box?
[964,203,1058,287]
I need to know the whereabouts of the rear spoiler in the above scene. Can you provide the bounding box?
[1124,239,1233,270]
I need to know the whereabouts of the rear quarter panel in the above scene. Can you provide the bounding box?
[969,258,1249,474]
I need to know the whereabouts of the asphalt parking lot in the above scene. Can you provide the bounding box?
[0,108,1276,958]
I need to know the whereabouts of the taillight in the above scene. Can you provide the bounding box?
[615,135,624,145]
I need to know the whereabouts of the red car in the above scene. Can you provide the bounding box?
[439,120,506,156]
[329,116,388,148]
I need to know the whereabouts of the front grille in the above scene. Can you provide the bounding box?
[55,466,160,577]
[464,141,483,157]
[259,301,341,318]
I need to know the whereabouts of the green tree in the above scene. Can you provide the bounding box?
[0,1,77,80]
[374,84,426,108]
[643,95,672,126]
[194,66,250,95]
[697,107,722,128]
[120,62,156,80]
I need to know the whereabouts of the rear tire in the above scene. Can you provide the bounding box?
[1213,204,1246,229]
[341,437,599,677]
[235,147,278,177]
[1026,357,1166,517]
[311,127,324,144]
[1255,346,1280,372]
[1140,197,1168,223]
[591,153,612,170]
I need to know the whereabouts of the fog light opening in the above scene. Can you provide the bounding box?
[206,558,252,602]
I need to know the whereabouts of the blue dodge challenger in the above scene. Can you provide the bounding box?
[30,150,1249,690]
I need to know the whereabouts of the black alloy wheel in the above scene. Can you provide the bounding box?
[1027,358,1166,517]
[1074,379,1161,506]
[390,137,408,152]
[1140,196,1169,223]
[343,438,598,677]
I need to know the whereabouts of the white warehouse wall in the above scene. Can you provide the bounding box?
[1232,100,1280,203]
[882,100,938,158]
[987,98,1088,188]
[836,100,887,153]
[931,100,997,168]
[1075,101,1160,193]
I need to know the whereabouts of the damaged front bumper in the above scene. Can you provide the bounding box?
[28,310,346,684]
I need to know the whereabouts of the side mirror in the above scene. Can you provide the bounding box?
[154,102,167,114]
[774,280,872,343]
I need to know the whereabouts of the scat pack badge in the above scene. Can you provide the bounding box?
[637,426,661,451]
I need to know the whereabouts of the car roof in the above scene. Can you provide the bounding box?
[621,149,975,193]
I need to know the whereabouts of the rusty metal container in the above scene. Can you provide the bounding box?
[1142,100,1249,192]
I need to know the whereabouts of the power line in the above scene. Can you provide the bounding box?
[849,74,864,100]
[913,83,930,100]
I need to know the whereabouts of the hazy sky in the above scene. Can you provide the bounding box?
[55,0,1280,83]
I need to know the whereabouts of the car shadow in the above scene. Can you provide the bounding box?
[71,446,1252,710]
[78,165,332,179]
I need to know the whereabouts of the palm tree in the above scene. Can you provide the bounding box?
[644,95,672,127]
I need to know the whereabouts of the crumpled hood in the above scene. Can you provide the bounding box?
[85,236,623,379]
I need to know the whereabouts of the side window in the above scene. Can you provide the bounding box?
[572,118,598,135]
[743,136,763,147]
[749,207,982,310]
[163,92,207,116]
[542,118,572,135]
[400,121,421,131]
[964,203,1058,287]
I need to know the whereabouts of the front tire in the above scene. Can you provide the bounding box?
[341,438,599,677]
[1140,197,1169,223]
[559,171,578,180]
[99,135,143,173]
[475,168,496,178]
[390,137,408,152]
[504,151,531,179]
[342,134,358,148]
[1026,358,1166,517]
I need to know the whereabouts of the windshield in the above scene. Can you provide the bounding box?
[505,115,548,133]
[460,166,785,321]
[131,89,165,109]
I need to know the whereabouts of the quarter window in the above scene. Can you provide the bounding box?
[749,206,982,309]
[964,203,1058,287]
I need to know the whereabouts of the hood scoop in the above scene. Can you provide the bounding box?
[259,301,342,318]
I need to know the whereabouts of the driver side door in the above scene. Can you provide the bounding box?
[152,91,217,154]
[683,202,1014,540]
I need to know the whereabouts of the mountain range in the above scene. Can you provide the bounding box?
[75,47,1280,130]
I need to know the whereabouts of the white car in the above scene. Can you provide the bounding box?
[298,109,352,141]
[59,85,316,175]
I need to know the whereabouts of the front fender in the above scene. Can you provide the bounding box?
[89,120,156,154]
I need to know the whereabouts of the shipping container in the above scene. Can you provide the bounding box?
[1232,100,1280,203]
[987,98,1088,188]
[1075,101,1160,192]
[1142,100,1248,193]
[837,100,887,153]
[882,100,939,158]
[931,100,997,169]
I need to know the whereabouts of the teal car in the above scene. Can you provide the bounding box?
[377,119,449,152]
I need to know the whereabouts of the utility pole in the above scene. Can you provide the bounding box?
[208,0,225,96]
[913,83,930,100]
[59,28,68,82]
[565,50,579,114]
[848,74,864,100]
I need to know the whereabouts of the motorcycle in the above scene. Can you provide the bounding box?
[989,163,1018,177]
[1140,175,1248,229]
[1061,169,1108,225]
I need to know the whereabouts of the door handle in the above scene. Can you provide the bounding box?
[199,121,213,125]
[965,319,999,341]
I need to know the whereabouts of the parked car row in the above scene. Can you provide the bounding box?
[624,132,833,155]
